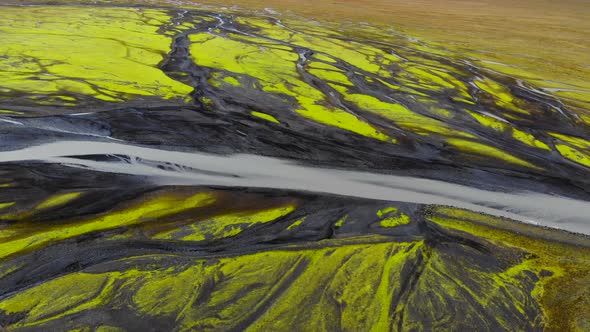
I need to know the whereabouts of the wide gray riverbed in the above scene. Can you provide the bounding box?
[2,140,589,234]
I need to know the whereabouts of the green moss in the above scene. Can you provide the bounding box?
[0,192,217,259]
[380,214,410,228]
[474,78,529,115]
[377,206,398,218]
[447,138,541,169]
[0,109,24,114]
[287,217,306,230]
[251,111,280,123]
[154,203,297,241]
[0,6,193,106]
[190,32,390,142]
[467,110,550,150]
[0,202,16,210]
[35,192,82,210]
[427,206,590,331]
[555,144,590,168]
[334,87,474,138]
[334,215,348,228]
